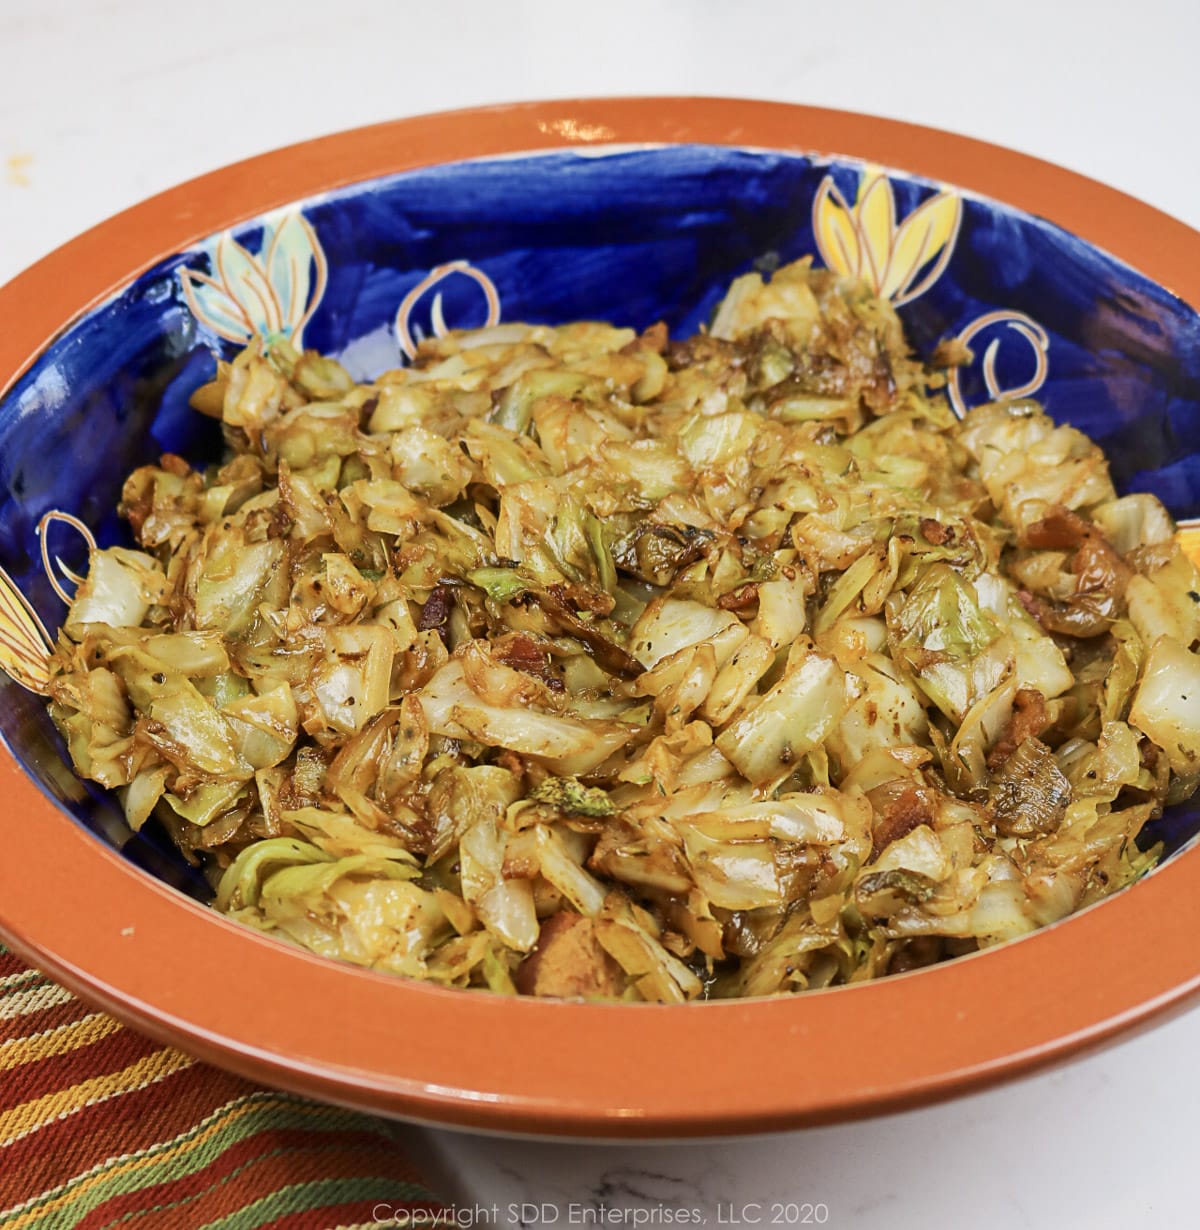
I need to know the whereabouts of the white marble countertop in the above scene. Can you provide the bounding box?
[2,1,1197,1226]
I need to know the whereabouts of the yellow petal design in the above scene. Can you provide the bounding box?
[813,168,961,306]
[812,180,861,281]
[854,171,896,293]
[886,191,962,306]
[0,567,52,694]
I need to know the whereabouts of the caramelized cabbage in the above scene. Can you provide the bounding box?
[46,256,1199,1001]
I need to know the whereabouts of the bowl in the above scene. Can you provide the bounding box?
[1,98,1199,1138]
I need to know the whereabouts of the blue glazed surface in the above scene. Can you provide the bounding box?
[1,143,1197,887]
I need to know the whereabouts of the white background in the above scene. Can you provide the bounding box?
[2,1,1198,1226]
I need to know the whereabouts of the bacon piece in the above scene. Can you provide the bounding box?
[717,583,759,611]
[418,583,454,645]
[514,913,627,999]
[621,320,668,355]
[1025,506,1090,550]
[888,937,945,975]
[870,786,934,860]
[987,688,1049,772]
[493,633,565,692]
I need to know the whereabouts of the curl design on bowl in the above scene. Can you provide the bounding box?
[945,309,1051,419]
[38,510,97,606]
[813,166,962,306]
[394,261,501,361]
[179,211,328,348]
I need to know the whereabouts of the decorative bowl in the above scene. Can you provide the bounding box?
[1,98,1198,1138]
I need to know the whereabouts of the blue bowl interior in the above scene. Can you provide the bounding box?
[2,143,1198,894]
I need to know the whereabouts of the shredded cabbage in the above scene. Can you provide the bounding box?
[46,256,1200,1001]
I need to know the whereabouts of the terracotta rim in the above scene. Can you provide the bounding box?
[2,98,1199,1139]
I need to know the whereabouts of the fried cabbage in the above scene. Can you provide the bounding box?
[46,259,1200,1001]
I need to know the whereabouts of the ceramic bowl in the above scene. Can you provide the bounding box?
[1,99,1199,1138]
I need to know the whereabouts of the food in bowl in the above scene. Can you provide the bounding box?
[43,256,1200,1002]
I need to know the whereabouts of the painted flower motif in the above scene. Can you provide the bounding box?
[395,261,501,361]
[0,510,100,695]
[179,211,328,348]
[945,309,1051,419]
[0,569,52,694]
[813,166,962,306]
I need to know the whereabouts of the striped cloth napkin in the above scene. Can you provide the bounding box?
[0,946,449,1229]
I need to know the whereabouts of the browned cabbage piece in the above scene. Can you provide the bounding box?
[46,256,1200,1001]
